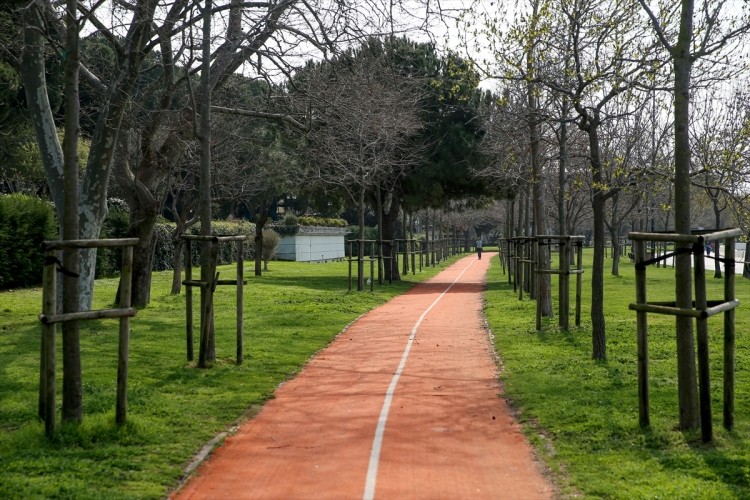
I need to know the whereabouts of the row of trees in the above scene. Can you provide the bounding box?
[5,0,750,437]
[1,0,492,423]
[466,0,750,434]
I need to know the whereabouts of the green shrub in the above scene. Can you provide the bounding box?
[152,222,176,272]
[346,225,379,241]
[272,214,347,237]
[298,215,347,227]
[0,194,57,289]
[193,220,255,265]
[273,214,299,236]
[282,213,298,226]
[159,220,256,271]
[96,198,130,278]
[247,228,281,270]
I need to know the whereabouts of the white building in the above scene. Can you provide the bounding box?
[275,226,347,262]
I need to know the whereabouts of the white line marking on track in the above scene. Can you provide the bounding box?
[362,259,477,500]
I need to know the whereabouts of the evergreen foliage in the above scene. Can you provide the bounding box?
[95,198,130,278]
[164,219,257,271]
[0,194,56,289]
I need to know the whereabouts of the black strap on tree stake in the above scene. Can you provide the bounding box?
[635,247,693,271]
[44,255,80,278]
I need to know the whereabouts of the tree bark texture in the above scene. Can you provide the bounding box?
[61,0,83,423]
[672,0,700,431]
[198,0,215,365]
[382,194,401,282]
[587,119,607,361]
[254,212,268,277]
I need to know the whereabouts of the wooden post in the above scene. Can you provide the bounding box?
[185,239,194,362]
[419,240,423,272]
[411,240,416,276]
[199,241,218,368]
[560,239,570,330]
[724,236,736,431]
[400,240,406,276]
[530,238,537,299]
[518,240,525,301]
[349,240,353,292]
[369,241,375,292]
[501,241,507,275]
[510,240,516,289]
[388,241,393,285]
[378,239,383,285]
[693,240,712,442]
[505,238,515,282]
[236,239,244,365]
[575,241,583,327]
[634,239,649,428]
[40,249,57,437]
[535,238,543,331]
[116,245,133,426]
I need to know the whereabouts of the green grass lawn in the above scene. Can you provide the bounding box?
[0,256,458,499]
[484,250,750,499]
[2,249,749,499]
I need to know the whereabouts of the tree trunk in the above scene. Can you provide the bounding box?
[559,87,569,238]
[382,194,401,282]
[198,0,215,366]
[527,0,552,316]
[402,209,409,274]
[21,2,64,224]
[376,192,383,284]
[611,224,621,276]
[172,235,185,294]
[61,0,83,423]
[672,0,700,430]
[358,187,366,291]
[523,186,531,294]
[128,208,159,306]
[713,205,722,278]
[587,120,606,361]
[254,212,269,277]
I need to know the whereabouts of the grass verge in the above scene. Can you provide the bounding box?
[484,250,750,499]
[0,256,459,499]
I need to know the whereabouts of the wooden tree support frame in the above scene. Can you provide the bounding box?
[182,235,247,366]
[506,237,536,300]
[395,239,419,277]
[347,240,385,291]
[496,240,506,276]
[535,236,585,331]
[628,228,741,442]
[501,238,513,286]
[38,238,139,437]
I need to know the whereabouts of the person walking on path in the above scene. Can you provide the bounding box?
[476,237,483,260]
[172,253,553,500]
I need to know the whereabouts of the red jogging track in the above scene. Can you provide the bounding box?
[171,253,554,499]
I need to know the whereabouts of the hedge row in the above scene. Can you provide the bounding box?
[101,214,258,275]
[0,193,319,289]
[153,220,258,272]
[271,214,348,236]
[0,194,57,289]
[0,194,264,288]
[297,216,347,227]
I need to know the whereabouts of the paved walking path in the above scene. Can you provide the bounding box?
[171,253,554,499]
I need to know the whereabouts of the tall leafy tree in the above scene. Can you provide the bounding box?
[292,40,426,289]
[638,0,750,433]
